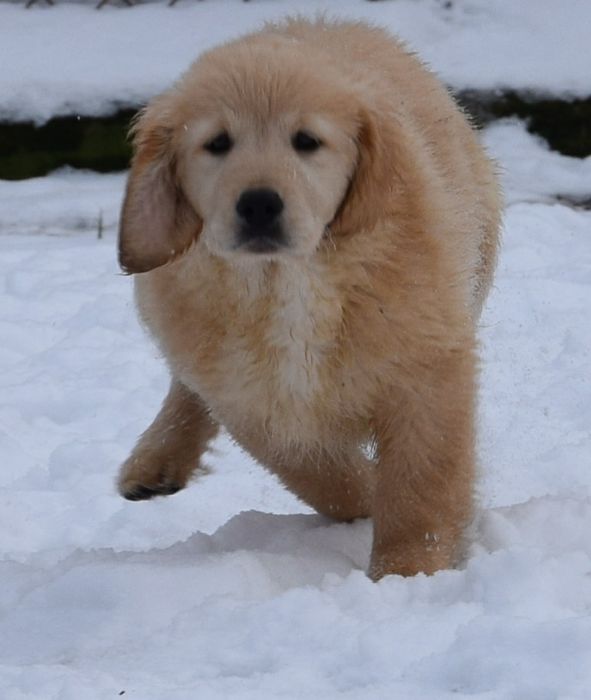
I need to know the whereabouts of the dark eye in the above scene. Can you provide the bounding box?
[292,130,322,153]
[204,132,233,155]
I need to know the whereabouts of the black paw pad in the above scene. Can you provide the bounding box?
[123,483,181,501]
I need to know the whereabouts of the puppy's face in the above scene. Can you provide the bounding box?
[178,110,357,260]
[119,39,386,274]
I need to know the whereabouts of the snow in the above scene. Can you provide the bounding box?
[2,0,591,124]
[483,121,591,207]
[0,169,124,236]
[1,118,591,697]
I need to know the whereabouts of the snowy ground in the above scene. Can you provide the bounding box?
[1,119,591,698]
[3,0,591,123]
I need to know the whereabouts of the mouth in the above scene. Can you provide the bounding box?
[239,237,285,254]
[234,222,289,255]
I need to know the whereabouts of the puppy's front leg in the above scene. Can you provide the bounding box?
[369,352,476,579]
[118,380,218,501]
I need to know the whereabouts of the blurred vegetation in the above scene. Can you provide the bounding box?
[0,109,136,179]
[457,91,591,158]
[0,93,589,180]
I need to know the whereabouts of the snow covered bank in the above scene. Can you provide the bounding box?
[2,0,591,124]
[0,169,124,236]
[1,120,591,697]
[482,121,591,207]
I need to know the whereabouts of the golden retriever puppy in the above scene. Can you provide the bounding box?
[117,18,501,580]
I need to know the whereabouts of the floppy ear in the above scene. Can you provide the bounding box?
[331,109,406,236]
[118,113,201,274]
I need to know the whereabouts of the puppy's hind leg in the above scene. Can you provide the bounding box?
[118,380,218,501]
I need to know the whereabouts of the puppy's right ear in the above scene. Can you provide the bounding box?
[118,112,201,274]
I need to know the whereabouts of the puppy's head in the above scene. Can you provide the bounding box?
[119,34,398,273]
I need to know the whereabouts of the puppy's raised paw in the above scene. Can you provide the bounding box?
[120,479,182,501]
[117,454,186,502]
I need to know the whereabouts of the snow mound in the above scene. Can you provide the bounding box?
[2,0,591,123]
[1,502,591,698]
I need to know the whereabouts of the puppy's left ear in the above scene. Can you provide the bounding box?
[331,107,408,236]
[118,112,201,274]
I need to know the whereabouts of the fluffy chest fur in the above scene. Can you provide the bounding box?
[214,263,341,414]
[137,253,354,445]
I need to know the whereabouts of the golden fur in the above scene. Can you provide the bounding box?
[117,18,501,579]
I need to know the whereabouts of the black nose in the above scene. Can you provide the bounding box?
[236,188,284,228]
